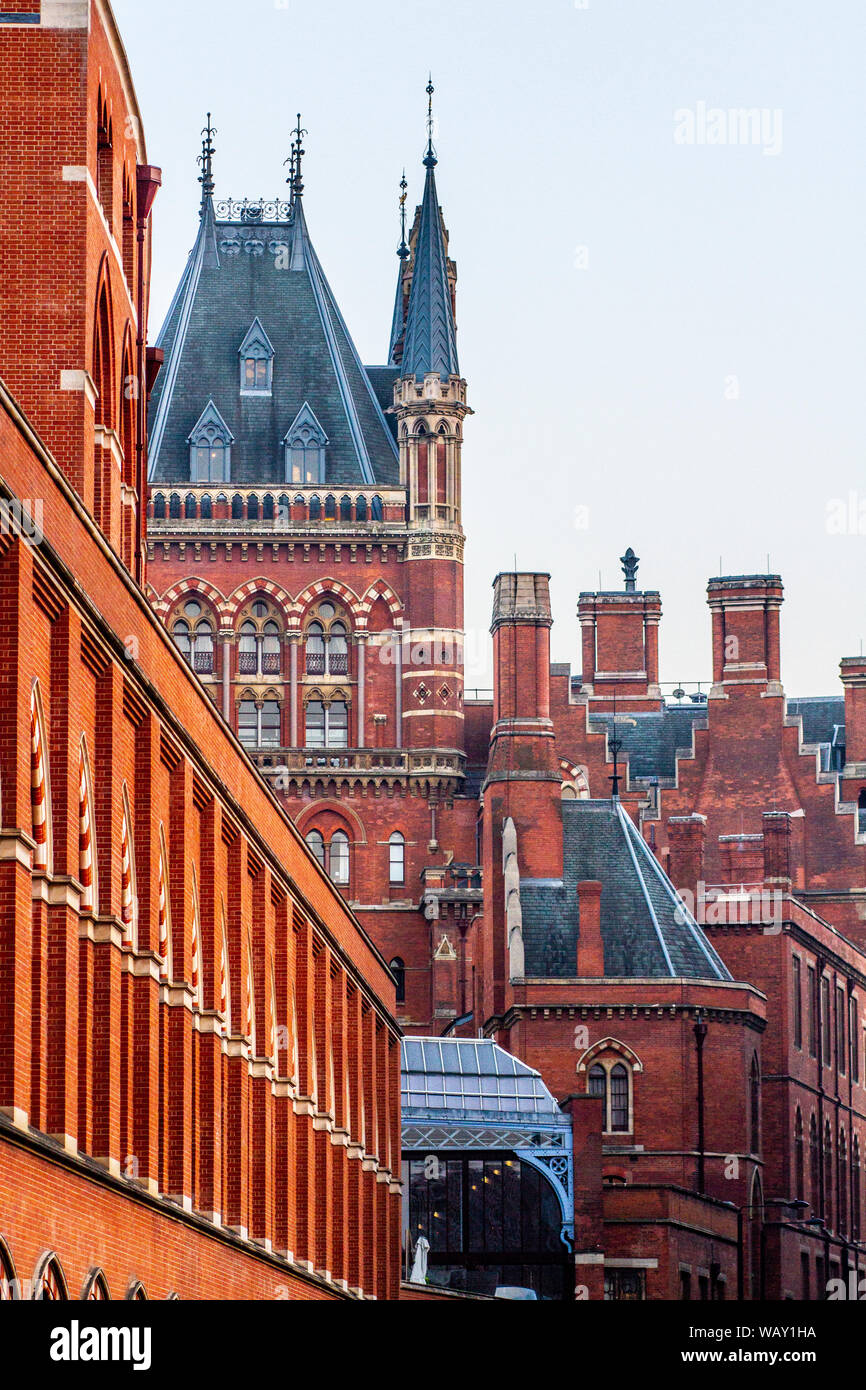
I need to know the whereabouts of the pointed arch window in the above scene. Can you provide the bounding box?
[190,873,202,1009]
[188,400,233,483]
[83,1269,110,1301]
[284,402,327,485]
[586,1053,633,1134]
[78,740,97,913]
[172,598,214,674]
[238,697,282,749]
[238,317,274,395]
[34,1254,68,1301]
[305,829,326,869]
[0,1239,16,1300]
[30,683,51,874]
[120,786,137,949]
[390,957,406,1005]
[305,600,350,677]
[157,828,172,982]
[795,1108,804,1201]
[238,600,283,677]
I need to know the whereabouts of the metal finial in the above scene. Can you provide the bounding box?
[197,113,216,209]
[289,113,307,201]
[398,170,409,259]
[620,546,640,593]
[424,75,437,167]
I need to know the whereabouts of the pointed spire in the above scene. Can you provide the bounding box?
[400,84,459,381]
[197,113,216,213]
[398,169,409,260]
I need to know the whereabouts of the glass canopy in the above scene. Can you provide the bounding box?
[401,1038,562,1117]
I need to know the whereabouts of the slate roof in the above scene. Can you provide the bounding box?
[520,800,732,981]
[148,195,400,487]
[400,158,459,381]
[587,705,708,780]
[787,696,845,748]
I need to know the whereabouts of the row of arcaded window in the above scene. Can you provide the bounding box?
[303,830,405,891]
[795,1108,862,1240]
[153,491,385,523]
[0,1242,158,1302]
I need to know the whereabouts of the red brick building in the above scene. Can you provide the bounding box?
[0,0,401,1303]
[4,0,866,1304]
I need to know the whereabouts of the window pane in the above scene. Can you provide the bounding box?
[330,833,349,884]
[238,701,257,747]
[610,1064,629,1131]
[305,701,325,748]
[305,831,325,867]
[256,358,268,389]
[327,701,348,748]
[260,701,281,747]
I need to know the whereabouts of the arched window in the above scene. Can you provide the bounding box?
[78,739,97,914]
[201,494,212,519]
[371,495,383,522]
[260,699,281,747]
[248,494,259,522]
[824,1121,834,1228]
[188,400,232,483]
[34,1254,67,1301]
[389,832,405,885]
[750,1055,760,1154]
[853,1137,862,1241]
[339,494,352,522]
[309,495,321,520]
[586,1055,633,1134]
[390,957,406,1004]
[184,492,196,519]
[328,623,348,676]
[126,1282,148,1301]
[356,495,368,521]
[795,1109,804,1201]
[231,493,243,520]
[326,699,349,749]
[169,492,181,519]
[305,601,350,679]
[263,493,275,521]
[238,317,274,394]
[284,402,327,484]
[30,683,51,874]
[238,603,283,678]
[172,599,214,675]
[153,493,166,519]
[329,831,350,885]
[325,494,336,520]
[83,1268,110,1300]
[305,622,325,676]
[839,1129,848,1237]
[609,1063,629,1132]
[809,1115,819,1210]
[305,829,325,869]
[0,1239,16,1300]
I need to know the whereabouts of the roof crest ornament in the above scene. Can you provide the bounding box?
[289,113,307,202]
[621,546,640,593]
[398,170,409,260]
[424,75,437,168]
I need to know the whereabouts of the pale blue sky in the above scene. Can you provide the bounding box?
[114,0,866,694]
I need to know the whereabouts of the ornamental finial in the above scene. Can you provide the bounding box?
[197,113,216,211]
[620,547,640,593]
[398,169,409,259]
[289,113,307,201]
[424,75,437,168]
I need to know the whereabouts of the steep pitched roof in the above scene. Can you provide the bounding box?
[400,158,459,381]
[148,194,400,487]
[519,800,732,981]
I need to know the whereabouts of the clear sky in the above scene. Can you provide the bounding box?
[113,0,866,695]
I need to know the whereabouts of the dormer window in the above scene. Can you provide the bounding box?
[238,317,274,395]
[284,402,327,485]
[188,400,234,483]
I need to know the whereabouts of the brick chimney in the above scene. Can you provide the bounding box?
[706,575,784,699]
[576,881,605,977]
[485,573,562,880]
[762,811,791,888]
[578,553,662,707]
[841,658,866,774]
[666,814,706,898]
